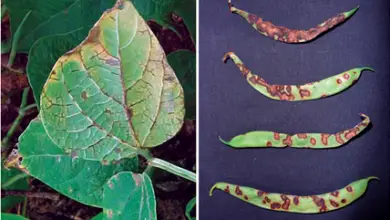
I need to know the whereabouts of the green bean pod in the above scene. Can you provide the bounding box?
[227,0,359,43]
[220,114,370,149]
[210,177,378,214]
[223,52,374,101]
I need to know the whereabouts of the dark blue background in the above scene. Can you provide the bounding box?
[199,0,390,219]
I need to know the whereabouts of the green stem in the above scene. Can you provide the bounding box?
[7,10,31,67]
[22,197,28,217]
[1,172,28,188]
[148,158,196,183]
[1,87,32,151]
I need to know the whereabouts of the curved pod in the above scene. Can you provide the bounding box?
[223,52,374,101]
[227,0,359,43]
[210,177,378,214]
[220,114,370,149]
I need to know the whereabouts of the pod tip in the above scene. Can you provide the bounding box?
[222,52,234,63]
[367,176,380,181]
[362,67,375,72]
[358,113,368,118]
[345,6,359,18]
[209,184,218,196]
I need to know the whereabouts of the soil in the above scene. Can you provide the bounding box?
[1,11,195,220]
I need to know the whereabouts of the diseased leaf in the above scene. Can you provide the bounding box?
[40,0,185,162]
[132,0,196,42]
[103,172,156,220]
[0,213,28,220]
[3,0,116,52]
[27,28,89,106]
[167,50,195,119]
[9,118,138,207]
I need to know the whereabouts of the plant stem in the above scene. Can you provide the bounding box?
[1,87,34,151]
[148,158,196,183]
[1,172,28,188]
[7,10,31,67]
[22,197,28,217]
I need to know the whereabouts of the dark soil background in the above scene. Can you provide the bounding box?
[1,11,195,220]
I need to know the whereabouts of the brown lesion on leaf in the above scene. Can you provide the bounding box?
[311,196,328,212]
[81,91,88,100]
[85,25,101,43]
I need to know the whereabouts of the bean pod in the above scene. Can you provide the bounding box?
[220,114,370,149]
[227,0,359,43]
[223,52,374,101]
[210,177,378,214]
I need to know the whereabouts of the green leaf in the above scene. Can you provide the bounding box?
[91,212,104,220]
[27,28,89,106]
[11,118,137,207]
[0,213,28,220]
[185,197,196,220]
[167,50,195,119]
[3,0,116,53]
[102,172,156,220]
[39,0,185,162]
[1,160,29,211]
[132,0,196,42]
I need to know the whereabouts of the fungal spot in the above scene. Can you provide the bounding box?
[106,209,113,219]
[105,108,113,115]
[293,196,299,205]
[102,160,109,165]
[330,191,339,197]
[71,151,78,159]
[297,133,307,139]
[311,196,327,212]
[224,185,230,193]
[273,132,280,140]
[235,186,243,195]
[105,58,120,66]
[343,73,350,80]
[310,138,316,145]
[264,196,271,203]
[335,133,344,144]
[257,190,265,197]
[299,89,311,98]
[321,134,330,145]
[247,14,258,24]
[86,26,101,43]
[270,202,281,209]
[336,79,342,84]
[266,141,272,147]
[330,200,339,208]
[108,181,114,189]
[244,195,249,200]
[281,195,291,210]
[321,94,327,98]
[346,186,353,193]
[344,130,357,140]
[341,199,347,203]
[81,91,88,100]
[282,136,292,146]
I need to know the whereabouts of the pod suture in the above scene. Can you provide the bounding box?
[227,0,359,43]
[220,114,370,149]
[209,177,378,214]
[223,52,374,101]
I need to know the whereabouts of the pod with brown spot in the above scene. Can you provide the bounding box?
[219,114,370,149]
[209,177,378,214]
[227,0,359,43]
[223,52,374,101]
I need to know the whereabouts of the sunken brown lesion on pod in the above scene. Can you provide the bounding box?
[228,0,359,43]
